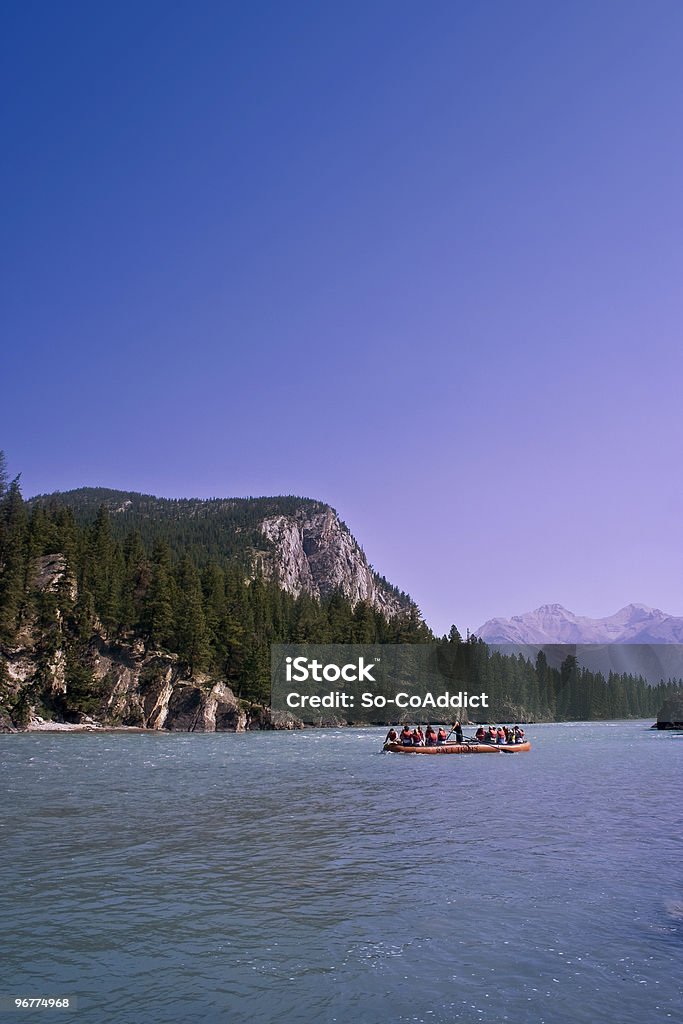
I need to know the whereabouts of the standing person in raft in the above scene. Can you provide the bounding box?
[451,721,464,743]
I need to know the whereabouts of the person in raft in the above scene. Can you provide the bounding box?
[385,727,398,744]
[513,726,525,743]
[399,725,413,745]
[437,726,449,744]
[451,720,464,743]
[413,725,425,746]
[425,725,438,746]
[496,726,507,744]
[475,726,487,742]
[487,725,497,743]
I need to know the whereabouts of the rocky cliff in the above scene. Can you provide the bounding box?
[2,631,300,734]
[0,555,300,733]
[258,508,407,616]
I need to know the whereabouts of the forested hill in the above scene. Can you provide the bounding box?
[0,471,430,729]
[29,487,326,532]
[28,487,414,616]
[27,488,329,571]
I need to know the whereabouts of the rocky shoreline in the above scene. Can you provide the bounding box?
[1,630,303,734]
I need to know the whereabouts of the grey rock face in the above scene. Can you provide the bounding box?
[34,553,77,601]
[259,508,408,617]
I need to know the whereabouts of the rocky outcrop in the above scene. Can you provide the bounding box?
[259,508,409,617]
[0,533,311,733]
[656,695,683,729]
[34,553,77,602]
[2,633,302,733]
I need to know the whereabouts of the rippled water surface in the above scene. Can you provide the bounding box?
[2,722,681,1023]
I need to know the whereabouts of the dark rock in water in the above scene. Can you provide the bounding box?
[656,694,683,729]
[247,706,303,730]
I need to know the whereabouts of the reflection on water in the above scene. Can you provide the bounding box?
[2,723,681,1023]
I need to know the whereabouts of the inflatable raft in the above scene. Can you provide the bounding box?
[383,741,531,755]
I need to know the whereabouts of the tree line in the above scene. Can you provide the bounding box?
[436,636,680,721]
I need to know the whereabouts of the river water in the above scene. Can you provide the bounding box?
[2,722,681,1024]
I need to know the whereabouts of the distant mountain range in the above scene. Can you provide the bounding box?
[477,603,683,644]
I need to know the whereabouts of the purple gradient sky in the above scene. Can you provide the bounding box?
[2,1,683,635]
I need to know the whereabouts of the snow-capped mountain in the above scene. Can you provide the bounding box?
[477,603,683,644]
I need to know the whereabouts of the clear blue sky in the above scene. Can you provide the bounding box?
[2,1,683,634]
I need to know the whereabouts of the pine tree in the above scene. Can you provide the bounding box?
[143,557,175,649]
[175,557,210,672]
[83,505,120,628]
[0,479,27,644]
[352,601,378,643]
[557,655,578,719]
[120,531,148,632]
[0,451,8,497]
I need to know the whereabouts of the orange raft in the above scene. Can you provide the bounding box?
[383,741,531,755]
